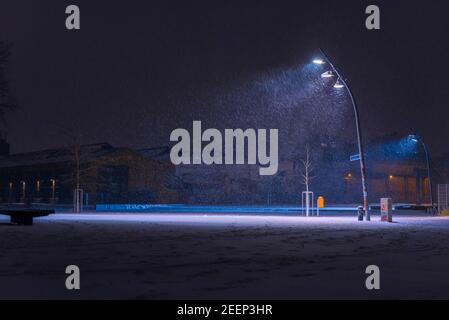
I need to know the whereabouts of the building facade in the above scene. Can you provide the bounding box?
[0,136,444,207]
[0,142,179,205]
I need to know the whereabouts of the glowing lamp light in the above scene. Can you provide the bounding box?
[321,71,334,78]
[313,59,325,65]
[408,134,418,143]
[389,175,394,179]
[333,81,344,89]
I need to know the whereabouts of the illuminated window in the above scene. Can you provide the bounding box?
[20,181,26,197]
[50,179,56,198]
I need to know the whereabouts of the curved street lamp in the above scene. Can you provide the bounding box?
[408,133,434,211]
[313,48,370,221]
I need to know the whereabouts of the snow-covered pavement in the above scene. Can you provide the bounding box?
[1,212,449,299]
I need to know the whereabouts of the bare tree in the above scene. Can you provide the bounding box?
[0,41,18,123]
[300,145,315,192]
[53,124,83,188]
[72,134,82,190]
[54,123,130,206]
[51,124,87,211]
[300,145,317,216]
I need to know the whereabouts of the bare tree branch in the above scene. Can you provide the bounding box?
[300,145,316,192]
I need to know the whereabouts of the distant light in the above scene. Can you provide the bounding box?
[347,173,352,178]
[321,71,334,78]
[313,59,325,65]
[389,175,394,179]
[333,81,344,89]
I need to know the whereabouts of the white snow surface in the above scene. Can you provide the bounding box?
[1,212,449,299]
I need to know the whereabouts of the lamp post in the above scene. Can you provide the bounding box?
[313,49,370,220]
[408,133,434,211]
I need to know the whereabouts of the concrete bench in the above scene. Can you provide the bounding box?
[1,209,55,225]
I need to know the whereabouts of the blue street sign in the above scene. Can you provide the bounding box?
[350,154,360,162]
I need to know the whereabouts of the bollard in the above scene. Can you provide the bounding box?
[357,206,364,221]
[317,196,324,216]
[317,196,325,209]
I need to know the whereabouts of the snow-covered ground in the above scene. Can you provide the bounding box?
[1,212,449,299]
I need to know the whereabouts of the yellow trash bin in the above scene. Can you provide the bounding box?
[317,196,325,209]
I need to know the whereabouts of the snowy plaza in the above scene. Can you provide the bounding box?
[1,209,449,299]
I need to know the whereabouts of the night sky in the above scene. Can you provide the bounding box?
[0,0,448,155]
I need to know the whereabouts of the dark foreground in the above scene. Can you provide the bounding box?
[1,213,449,299]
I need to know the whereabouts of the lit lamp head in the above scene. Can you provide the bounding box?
[321,71,334,78]
[313,59,325,65]
[408,134,418,143]
[333,80,344,89]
